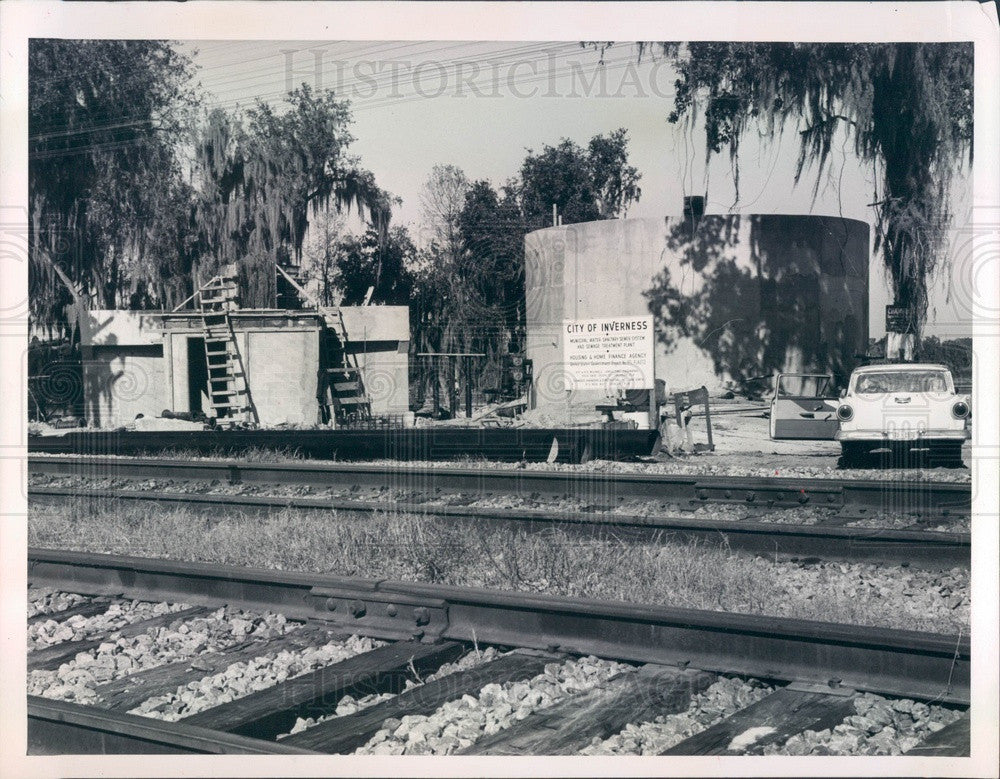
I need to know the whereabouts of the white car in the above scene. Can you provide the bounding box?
[835,363,970,464]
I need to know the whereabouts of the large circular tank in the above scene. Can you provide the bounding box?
[524,214,869,414]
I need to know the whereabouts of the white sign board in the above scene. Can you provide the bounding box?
[563,316,655,392]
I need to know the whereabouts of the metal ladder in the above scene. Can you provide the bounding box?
[198,265,257,427]
[319,306,372,427]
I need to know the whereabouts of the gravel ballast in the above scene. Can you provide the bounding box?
[129,634,385,721]
[28,606,296,704]
[756,693,965,756]
[355,655,634,755]
[285,646,506,738]
[28,599,190,651]
[581,676,775,755]
[28,588,87,619]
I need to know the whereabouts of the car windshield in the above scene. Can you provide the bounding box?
[776,375,831,397]
[854,370,950,394]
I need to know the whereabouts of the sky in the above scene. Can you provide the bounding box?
[173,40,974,338]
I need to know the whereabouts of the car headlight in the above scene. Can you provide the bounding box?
[837,404,853,421]
[952,400,970,419]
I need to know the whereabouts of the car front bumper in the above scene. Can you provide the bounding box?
[835,429,969,443]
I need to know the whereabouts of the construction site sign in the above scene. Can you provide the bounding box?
[563,315,655,392]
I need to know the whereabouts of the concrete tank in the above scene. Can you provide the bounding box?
[524,214,869,414]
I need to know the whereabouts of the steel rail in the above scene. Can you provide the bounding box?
[27,454,971,514]
[31,486,971,568]
[28,548,970,705]
[27,696,320,754]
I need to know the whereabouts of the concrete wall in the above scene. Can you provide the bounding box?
[81,346,166,427]
[350,345,409,416]
[162,315,322,427]
[80,311,166,427]
[525,215,869,415]
[341,306,409,343]
[341,305,410,416]
[246,329,321,426]
[78,308,410,427]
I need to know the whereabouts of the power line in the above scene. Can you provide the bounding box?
[29,41,643,140]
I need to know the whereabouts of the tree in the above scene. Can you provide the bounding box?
[410,164,470,374]
[299,208,346,306]
[518,129,641,230]
[587,129,643,219]
[29,39,198,324]
[418,164,470,260]
[191,85,393,307]
[458,180,525,337]
[334,226,416,306]
[409,133,641,403]
[656,42,973,346]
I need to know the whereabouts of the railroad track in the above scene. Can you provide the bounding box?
[27,426,662,464]
[30,486,971,568]
[27,549,970,756]
[28,454,971,515]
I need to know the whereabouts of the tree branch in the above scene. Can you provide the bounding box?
[799,114,859,135]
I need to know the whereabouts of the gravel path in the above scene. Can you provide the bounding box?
[580,676,775,754]
[129,635,384,721]
[28,607,296,704]
[755,693,965,756]
[356,655,633,755]
[28,599,190,651]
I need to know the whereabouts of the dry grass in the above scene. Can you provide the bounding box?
[134,446,307,462]
[28,499,966,635]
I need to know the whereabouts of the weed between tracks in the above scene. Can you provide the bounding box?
[134,446,308,462]
[29,500,967,634]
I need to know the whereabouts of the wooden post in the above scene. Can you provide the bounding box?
[432,356,440,417]
[448,355,458,416]
[464,356,473,418]
[700,385,714,451]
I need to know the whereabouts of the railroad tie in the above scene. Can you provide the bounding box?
[28,606,212,672]
[461,665,716,755]
[659,685,858,755]
[28,597,114,626]
[27,696,321,755]
[282,648,560,753]
[902,711,970,757]
[96,623,346,712]
[179,640,465,740]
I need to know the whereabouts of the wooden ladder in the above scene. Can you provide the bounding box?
[198,265,257,428]
[319,306,372,427]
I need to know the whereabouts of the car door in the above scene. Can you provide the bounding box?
[769,373,839,440]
